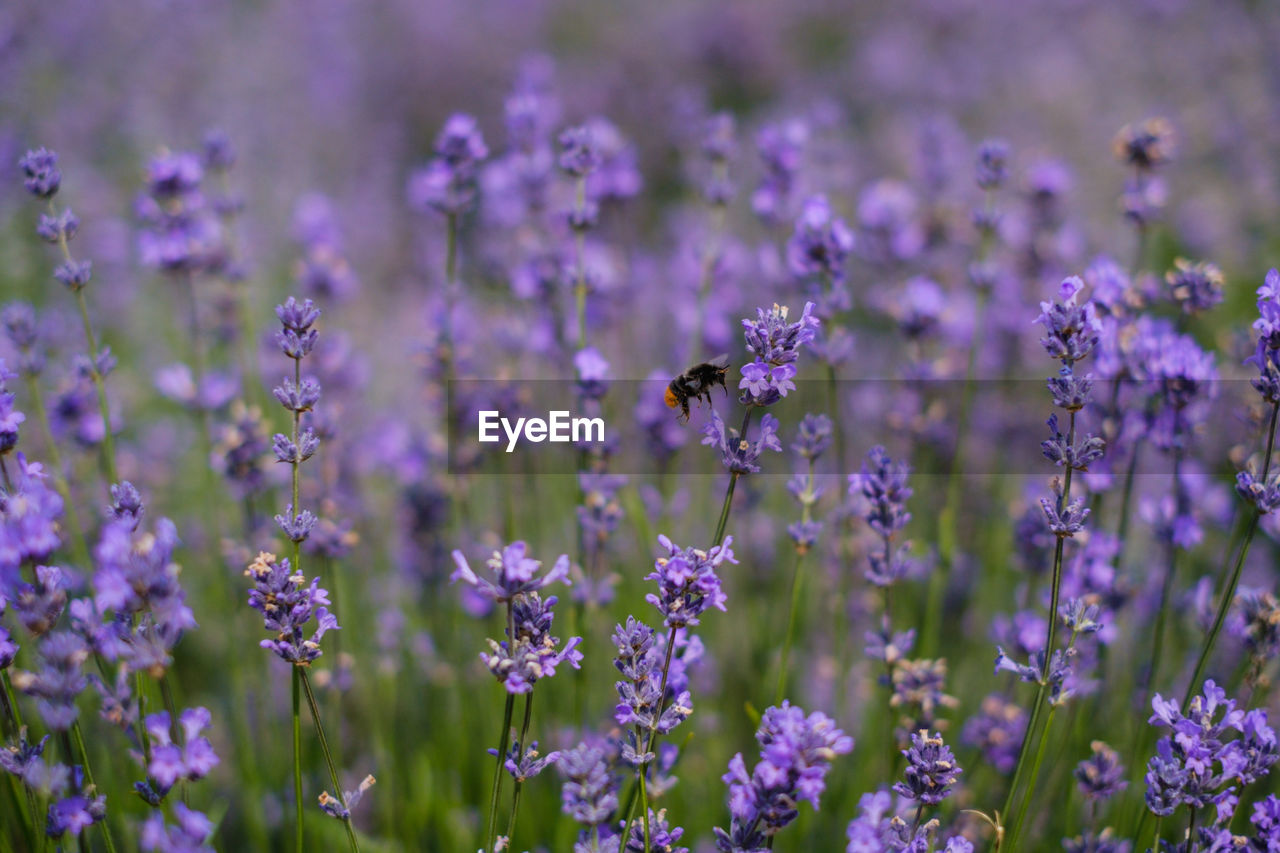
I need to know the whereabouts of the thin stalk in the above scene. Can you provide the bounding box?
[1143,542,1179,700]
[49,195,118,488]
[71,721,118,853]
[712,408,756,545]
[712,473,739,547]
[2,671,24,732]
[504,691,535,846]
[573,177,588,350]
[775,550,807,705]
[930,188,996,656]
[776,455,816,705]
[300,668,361,853]
[293,666,304,853]
[485,690,516,853]
[444,211,458,357]
[1007,631,1080,850]
[1002,410,1077,842]
[1113,439,1142,563]
[928,288,990,657]
[181,270,222,537]
[688,176,727,363]
[1,680,38,848]
[639,770,651,853]
[1183,398,1280,709]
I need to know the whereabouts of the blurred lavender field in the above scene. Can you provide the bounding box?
[6,1,1280,851]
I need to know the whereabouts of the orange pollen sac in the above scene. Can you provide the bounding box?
[664,386,679,409]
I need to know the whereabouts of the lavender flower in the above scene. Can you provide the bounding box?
[140,803,215,852]
[558,125,603,177]
[10,631,89,730]
[558,742,619,833]
[1113,118,1175,169]
[1035,276,1102,366]
[135,149,223,274]
[975,138,1010,190]
[0,455,63,579]
[894,729,961,805]
[714,702,853,850]
[450,541,570,604]
[1041,414,1105,471]
[1143,680,1278,816]
[645,534,733,628]
[752,119,807,224]
[786,195,853,285]
[611,617,693,764]
[275,296,320,360]
[107,481,144,529]
[1075,740,1127,802]
[244,551,339,665]
[319,774,376,820]
[850,446,915,586]
[793,413,833,462]
[18,148,61,198]
[479,591,582,693]
[889,659,959,737]
[1166,258,1224,315]
[407,113,489,216]
[47,787,107,839]
[12,564,67,636]
[744,302,822,363]
[144,707,219,792]
[702,409,782,474]
[962,694,1027,774]
[490,740,560,783]
[625,808,688,853]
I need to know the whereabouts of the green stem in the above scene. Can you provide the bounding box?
[712,473,739,547]
[776,550,806,705]
[182,270,223,539]
[1002,405,1076,843]
[72,288,118,487]
[71,721,118,853]
[929,288,990,657]
[1183,398,1280,710]
[293,666,304,853]
[573,177,588,350]
[47,194,120,490]
[1143,541,1179,701]
[1008,630,1080,850]
[300,668,361,853]
[485,691,515,853]
[639,769,651,853]
[504,691,535,846]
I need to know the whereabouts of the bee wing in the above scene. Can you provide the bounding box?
[707,354,730,368]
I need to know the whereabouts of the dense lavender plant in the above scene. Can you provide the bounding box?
[713,702,853,851]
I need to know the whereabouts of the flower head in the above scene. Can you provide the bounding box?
[714,702,853,850]
[1076,740,1127,802]
[244,551,338,665]
[894,730,961,805]
[645,535,733,628]
[19,148,61,198]
[450,541,570,604]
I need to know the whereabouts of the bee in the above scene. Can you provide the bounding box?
[664,355,730,423]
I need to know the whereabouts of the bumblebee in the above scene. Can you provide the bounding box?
[664,355,730,423]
